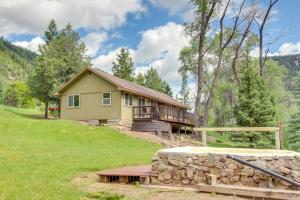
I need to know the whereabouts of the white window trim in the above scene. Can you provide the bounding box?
[102,91,112,106]
[124,93,133,106]
[67,94,80,108]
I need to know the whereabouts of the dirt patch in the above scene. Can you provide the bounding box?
[72,172,248,200]
[110,124,202,147]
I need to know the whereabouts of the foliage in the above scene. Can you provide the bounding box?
[0,80,5,104]
[44,19,58,44]
[285,71,300,151]
[0,106,161,199]
[112,48,135,81]
[233,61,276,148]
[0,37,36,82]
[143,67,173,96]
[135,72,145,86]
[4,81,35,108]
[30,20,91,117]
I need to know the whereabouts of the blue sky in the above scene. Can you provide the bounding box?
[1,0,300,94]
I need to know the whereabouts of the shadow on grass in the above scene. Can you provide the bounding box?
[4,108,57,120]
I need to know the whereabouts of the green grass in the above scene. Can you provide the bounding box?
[0,106,161,200]
[207,131,249,148]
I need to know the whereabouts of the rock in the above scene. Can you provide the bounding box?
[241,167,254,176]
[157,163,167,171]
[220,177,230,184]
[203,161,214,167]
[225,163,238,170]
[186,158,193,164]
[221,169,234,177]
[279,166,291,174]
[182,179,190,184]
[158,173,164,181]
[230,175,240,182]
[168,159,180,166]
[214,162,225,169]
[162,171,172,180]
[187,169,194,179]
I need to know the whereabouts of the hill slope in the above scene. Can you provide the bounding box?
[0,37,37,82]
[0,106,161,199]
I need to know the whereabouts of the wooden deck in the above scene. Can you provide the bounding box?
[97,165,151,184]
[133,105,195,126]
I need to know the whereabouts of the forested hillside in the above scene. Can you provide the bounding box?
[0,37,37,82]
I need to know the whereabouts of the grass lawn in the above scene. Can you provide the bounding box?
[0,106,161,200]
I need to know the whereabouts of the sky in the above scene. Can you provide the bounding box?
[1,0,300,95]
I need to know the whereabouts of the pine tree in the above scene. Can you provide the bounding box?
[162,81,173,97]
[143,67,173,96]
[234,62,276,148]
[112,48,134,81]
[30,21,90,118]
[135,72,145,86]
[285,72,300,151]
[44,19,58,44]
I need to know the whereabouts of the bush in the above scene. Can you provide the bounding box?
[0,81,5,104]
[4,81,35,108]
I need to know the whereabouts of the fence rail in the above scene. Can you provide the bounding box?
[193,126,283,150]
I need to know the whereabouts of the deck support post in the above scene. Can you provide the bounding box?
[184,125,187,135]
[275,129,280,150]
[202,131,207,146]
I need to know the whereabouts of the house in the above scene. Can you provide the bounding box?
[55,67,195,133]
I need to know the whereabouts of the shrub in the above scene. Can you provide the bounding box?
[4,81,35,108]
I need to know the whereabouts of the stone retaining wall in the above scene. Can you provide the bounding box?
[151,148,300,190]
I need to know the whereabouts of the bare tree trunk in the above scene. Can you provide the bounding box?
[44,101,49,119]
[193,0,219,127]
[257,0,279,76]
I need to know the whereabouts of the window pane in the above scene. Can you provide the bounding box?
[74,95,80,107]
[68,96,74,107]
[103,98,111,105]
[129,95,132,105]
[103,93,110,99]
[103,92,111,105]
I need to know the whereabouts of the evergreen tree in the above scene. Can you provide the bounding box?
[162,81,173,97]
[143,67,173,96]
[30,21,90,118]
[144,67,164,92]
[135,72,145,86]
[285,71,300,151]
[112,48,134,81]
[234,62,276,148]
[44,19,58,44]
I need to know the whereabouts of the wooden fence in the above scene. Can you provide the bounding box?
[193,126,283,150]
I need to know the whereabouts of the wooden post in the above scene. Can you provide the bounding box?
[275,129,280,150]
[279,122,284,150]
[202,131,207,146]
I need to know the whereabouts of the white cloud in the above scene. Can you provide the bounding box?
[82,32,108,57]
[13,36,45,53]
[92,48,123,72]
[277,42,300,56]
[150,0,189,14]
[92,22,190,94]
[0,0,146,37]
[251,41,300,57]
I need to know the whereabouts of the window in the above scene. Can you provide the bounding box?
[67,95,80,108]
[124,93,132,106]
[102,92,111,106]
[138,97,145,106]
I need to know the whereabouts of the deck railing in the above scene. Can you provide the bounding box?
[132,105,195,125]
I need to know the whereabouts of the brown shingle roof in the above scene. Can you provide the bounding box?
[56,67,187,108]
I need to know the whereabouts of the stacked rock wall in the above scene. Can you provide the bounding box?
[151,150,300,190]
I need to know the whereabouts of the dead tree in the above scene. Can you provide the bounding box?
[202,0,249,126]
[255,0,279,76]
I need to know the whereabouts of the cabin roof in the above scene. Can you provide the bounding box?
[55,67,188,109]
